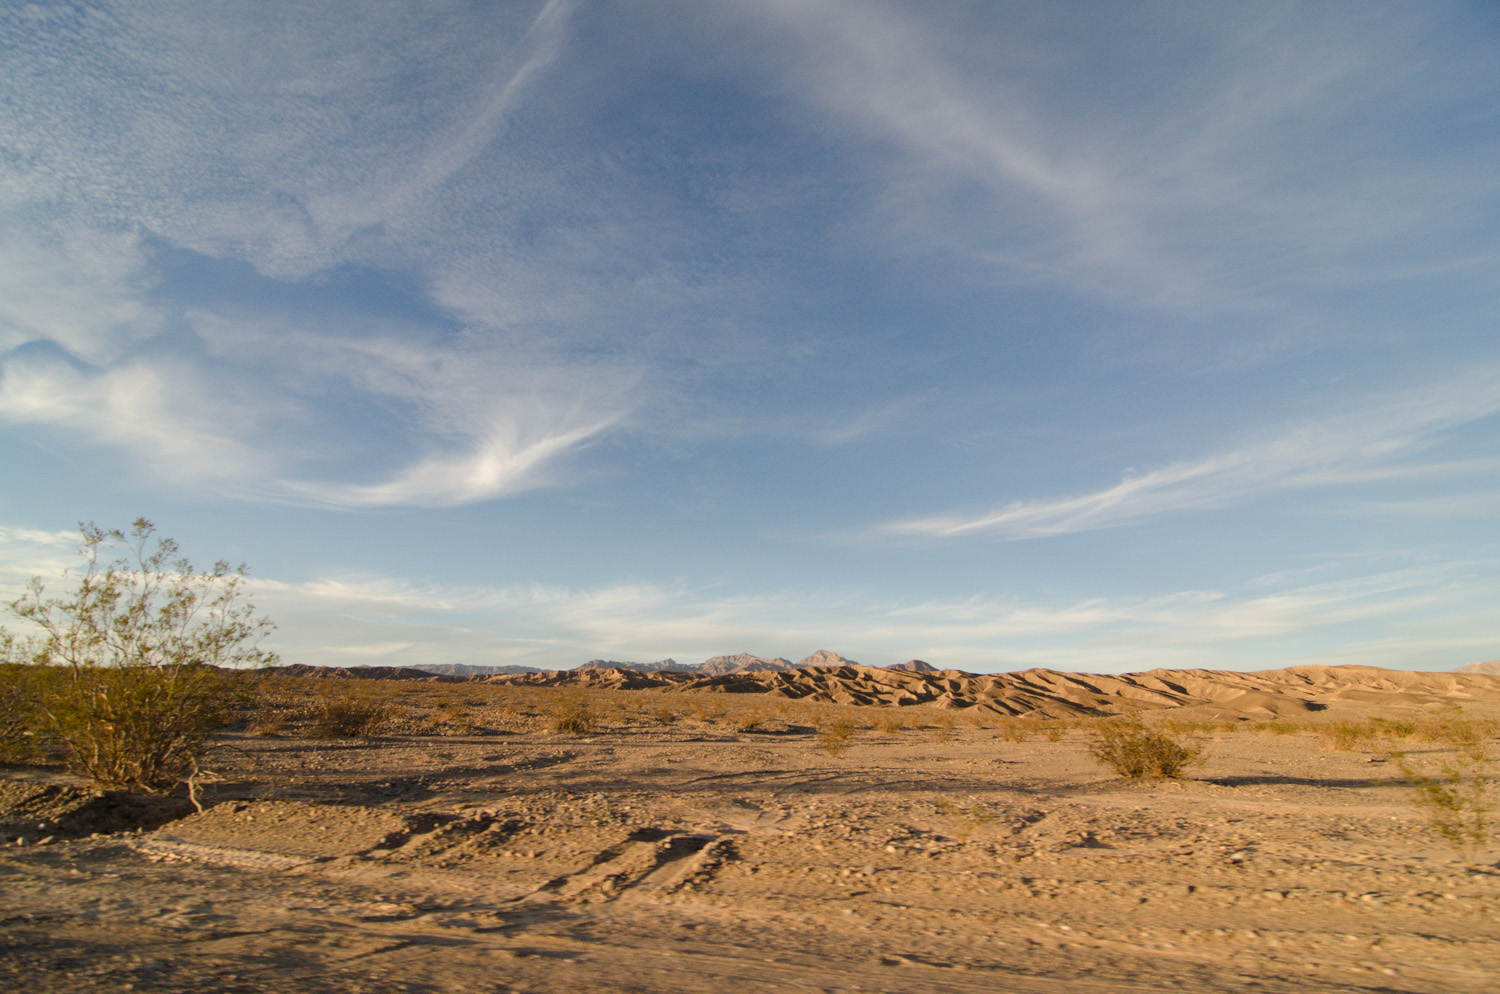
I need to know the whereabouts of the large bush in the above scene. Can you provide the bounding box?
[3,519,277,792]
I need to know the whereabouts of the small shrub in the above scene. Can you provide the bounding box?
[310,694,389,739]
[934,714,958,743]
[1088,720,1202,779]
[735,712,763,733]
[875,711,907,735]
[428,701,476,736]
[1394,751,1493,856]
[652,705,678,726]
[248,709,289,738]
[1322,721,1373,752]
[995,719,1030,743]
[1041,722,1066,743]
[1419,719,1487,754]
[816,716,859,757]
[549,696,596,735]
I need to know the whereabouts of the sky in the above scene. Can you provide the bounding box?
[2,1,1499,674]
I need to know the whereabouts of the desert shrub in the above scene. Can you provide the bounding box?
[933,714,958,742]
[875,711,907,735]
[735,711,764,733]
[652,705,679,726]
[427,700,475,736]
[1394,751,1494,855]
[995,719,1030,743]
[1088,719,1202,779]
[308,692,389,739]
[549,695,596,735]
[1418,718,1487,753]
[248,709,289,738]
[3,520,277,792]
[1369,717,1417,739]
[816,715,859,757]
[1321,721,1369,751]
[1255,720,1297,735]
[0,657,44,762]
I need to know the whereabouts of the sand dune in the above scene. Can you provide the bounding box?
[269,660,1500,721]
[488,663,1500,719]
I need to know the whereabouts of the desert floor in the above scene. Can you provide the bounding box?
[2,690,1499,993]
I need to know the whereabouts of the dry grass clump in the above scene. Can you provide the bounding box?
[874,710,909,735]
[933,714,958,743]
[1088,719,1202,779]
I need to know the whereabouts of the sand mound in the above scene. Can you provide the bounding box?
[0,781,191,843]
[149,800,440,862]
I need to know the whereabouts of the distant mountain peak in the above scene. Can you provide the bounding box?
[888,659,937,673]
[575,659,688,673]
[1454,660,1500,675]
[796,649,857,668]
[695,654,795,675]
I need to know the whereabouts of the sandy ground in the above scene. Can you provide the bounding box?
[2,695,1499,993]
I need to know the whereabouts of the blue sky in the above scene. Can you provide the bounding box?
[2,1,1498,673]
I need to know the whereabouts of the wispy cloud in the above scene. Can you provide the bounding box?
[879,371,1500,539]
[0,226,159,363]
[0,1,650,508]
[295,0,576,275]
[0,354,279,489]
[0,322,636,508]
[733,1,1500,311]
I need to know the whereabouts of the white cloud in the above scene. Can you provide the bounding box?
[879,371,1500,539]
[0,524,83,595]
